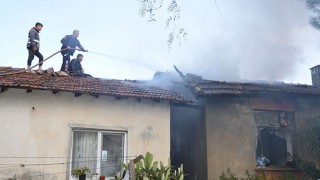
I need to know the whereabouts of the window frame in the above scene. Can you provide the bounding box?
[253,110,297,167]
[70,129,128,179]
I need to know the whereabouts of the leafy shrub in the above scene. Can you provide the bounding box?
[115,152,185,180]
[71,166,90,177]
[219,168,265,180]
[220,168,297,180]
[302,118,320,179]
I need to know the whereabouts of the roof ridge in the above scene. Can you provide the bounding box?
[0,67,192,103]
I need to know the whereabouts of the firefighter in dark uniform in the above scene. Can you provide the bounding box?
[26,22,43,70]
[69,54,92,77]
[60,30,87,71]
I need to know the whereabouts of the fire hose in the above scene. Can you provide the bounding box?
[0,48,157,76]
[0,48,84,76]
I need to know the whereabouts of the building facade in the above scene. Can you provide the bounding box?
[166,70,320,180]
[0,67,190,180]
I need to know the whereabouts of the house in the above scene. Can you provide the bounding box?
[0,67,191,180]
[154,67,320,180]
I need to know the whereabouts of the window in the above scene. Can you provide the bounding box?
[254,111,295,167]
[71,130,127,178]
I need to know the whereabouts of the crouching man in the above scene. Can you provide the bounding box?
[69,54,92,77]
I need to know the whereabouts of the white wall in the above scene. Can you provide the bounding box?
[0,88,170,180]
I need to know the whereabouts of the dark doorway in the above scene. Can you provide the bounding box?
[171,104,207,180]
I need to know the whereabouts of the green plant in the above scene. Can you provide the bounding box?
[220,167,300,180]
[10,174,17,180]
[219,168,266,180]
[302,118,320,179]
[303,118,320,160]
[244,170,266,180]
[71,166,90,177]
[220,167,238,180]
[116,152,185,180]
[138,0,186,49]
[302,162,320,180]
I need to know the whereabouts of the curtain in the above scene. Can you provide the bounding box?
[72,131,98,174]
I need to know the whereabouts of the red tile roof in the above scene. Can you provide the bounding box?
[185,74,320,97]
[0,67,192,103]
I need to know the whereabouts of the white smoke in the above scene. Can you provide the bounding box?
[1,0,320,84]
[167,0,320,84]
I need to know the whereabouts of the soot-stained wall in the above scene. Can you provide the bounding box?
[171,104,207,180]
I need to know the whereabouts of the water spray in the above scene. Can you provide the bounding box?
[88,50,157,70]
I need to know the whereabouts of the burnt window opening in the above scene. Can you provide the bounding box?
[254,111,295,167]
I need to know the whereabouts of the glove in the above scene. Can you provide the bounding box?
[32,47,38,52]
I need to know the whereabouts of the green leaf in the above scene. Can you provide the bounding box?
[179,175,184,180]
[120,161,128,170]
[152,161,159,171]
[160,161,164,169]
[143,177,150,180]
[144,152,153,169]
[136,161,143,170]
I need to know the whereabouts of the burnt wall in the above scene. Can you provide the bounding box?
[205,95,320,179]
[205,97,256,179]
[293,96,320,165]
[171,104,207,180]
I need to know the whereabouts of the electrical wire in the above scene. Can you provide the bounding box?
[0,157,135,167]
[10,164,127,180]
[0,156,137,159]
[1,158,135,180]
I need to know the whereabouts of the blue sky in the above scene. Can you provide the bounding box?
[1,0,320,84]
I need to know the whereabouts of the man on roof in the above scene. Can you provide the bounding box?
[69,54,92,77]
[60,30,87,71]
[26,22,43,71]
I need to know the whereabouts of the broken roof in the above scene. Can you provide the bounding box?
[184,73,320,97]
[0,67,192,103]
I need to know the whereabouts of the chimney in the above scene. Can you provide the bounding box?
[310,65,320,87]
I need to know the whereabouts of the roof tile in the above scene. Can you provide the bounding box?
[0,67,192,103]
[185,74,320,97]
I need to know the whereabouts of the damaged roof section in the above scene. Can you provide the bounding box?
[183,73,320,97]
[0,67,192,103]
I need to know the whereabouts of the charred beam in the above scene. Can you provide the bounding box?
[26,89,32,93]
[171,102,205,109]
[174,65,185,81]
[74,93,82,97]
